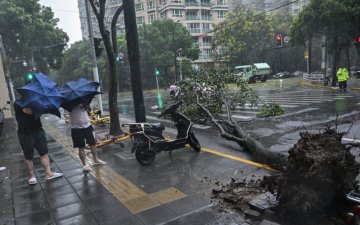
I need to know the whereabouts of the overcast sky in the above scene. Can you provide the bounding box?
[39,0,82,44]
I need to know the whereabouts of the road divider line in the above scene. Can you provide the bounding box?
[199,146,278,172]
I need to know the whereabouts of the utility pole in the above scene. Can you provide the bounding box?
[123,0,146,122]
[321,35,327,85]
[85,0,103,113]
[0,35,15,102]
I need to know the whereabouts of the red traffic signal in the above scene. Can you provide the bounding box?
[356,36,360,43]
[275,35,282,47]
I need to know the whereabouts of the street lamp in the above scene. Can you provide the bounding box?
[173,19,181,82]
[177,48,183,81]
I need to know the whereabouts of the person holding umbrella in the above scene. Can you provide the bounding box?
[15,102,63,185]
[68,103,105,172]
[60,78,106,172]
[15,73,65,185]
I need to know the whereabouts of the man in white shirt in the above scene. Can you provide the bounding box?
[69,104,105,172]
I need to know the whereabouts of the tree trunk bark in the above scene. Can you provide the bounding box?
[89,0,122,135]
[196,99,287,171]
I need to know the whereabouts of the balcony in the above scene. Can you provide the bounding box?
[186,16,200,20]
[187,28,201,33]
[201,16,212,20]
[185,1,199,6]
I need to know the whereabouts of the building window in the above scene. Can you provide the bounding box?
[136,16,144,24]
[186,23,200,33]
[147,1,155,9]
[173,9,182,17]
[201,11,211,20]
[172,0,182,3]
[161,12,168,18]
[186,11,198,20]
[148,14,156,23]
[202,23,211,33]
[218,11,226,18]
[135,3,144,11]
[202,37,211,46]
[217,0,225,5]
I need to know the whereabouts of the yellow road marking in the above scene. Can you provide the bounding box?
[185,144,278,172]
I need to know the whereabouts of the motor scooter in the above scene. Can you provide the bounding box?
[346,184,360,224]
[0,101,11,136]
[122,101,201,165]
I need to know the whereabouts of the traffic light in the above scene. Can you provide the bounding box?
[276,34,282,48]
[94,38,103,57]
[24,71,34,83]
[155,68,160,76]
[354,36,360,47]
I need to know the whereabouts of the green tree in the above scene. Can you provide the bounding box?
[138,19,199,87]
[52,40,108,87]
[0,0,68,86]
[291,0,360,85]
[213,6,274,68]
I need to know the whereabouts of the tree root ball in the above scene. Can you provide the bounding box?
[275,129,359,222]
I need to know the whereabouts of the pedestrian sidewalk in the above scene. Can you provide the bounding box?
[0,117,255,225]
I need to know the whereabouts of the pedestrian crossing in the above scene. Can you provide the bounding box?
[225,93,354,121]
[122,92,355,131]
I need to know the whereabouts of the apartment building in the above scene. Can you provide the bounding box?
[78,0,229,63]
[232,0,309,15]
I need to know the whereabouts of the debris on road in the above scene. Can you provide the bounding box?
[211,127,360,225]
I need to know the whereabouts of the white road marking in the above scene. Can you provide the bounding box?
[342,138,360,143]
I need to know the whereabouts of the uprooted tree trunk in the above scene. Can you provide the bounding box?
[196,95,287,170]
[271,128,359,223]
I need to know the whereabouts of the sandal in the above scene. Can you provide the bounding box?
[90,160,106,166]
[28,177,37,185]
[45,172,63,181]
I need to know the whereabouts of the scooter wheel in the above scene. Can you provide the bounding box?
[188,132,201,152]
[135,144,155,165]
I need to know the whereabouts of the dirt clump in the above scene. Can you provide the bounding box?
[212,128,360,224]
[273,129,359,223]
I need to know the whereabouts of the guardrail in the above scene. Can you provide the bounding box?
[303,72,329,86]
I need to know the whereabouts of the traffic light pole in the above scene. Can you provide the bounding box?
[84,0,103,113]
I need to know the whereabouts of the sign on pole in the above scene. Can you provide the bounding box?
[304,50,309,59]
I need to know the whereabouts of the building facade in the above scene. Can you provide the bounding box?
[78,0,229,63]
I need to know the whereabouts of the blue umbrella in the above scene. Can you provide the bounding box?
[17,73,64,118]
[60,78,101,111]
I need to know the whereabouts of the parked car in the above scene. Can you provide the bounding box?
[354,71,360,79]
[291,71,305,77]
[273,71,290,79]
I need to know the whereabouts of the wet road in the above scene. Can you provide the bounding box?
[41,78,360,224]
[102,78,360,157]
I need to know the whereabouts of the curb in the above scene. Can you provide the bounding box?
[302,82,337,90]
[350,88,360,91]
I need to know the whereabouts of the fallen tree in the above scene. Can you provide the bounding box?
[175,70,360,223]
[176,70,287,170]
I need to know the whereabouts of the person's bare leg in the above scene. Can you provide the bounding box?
[78,148,86,166]
[40,154,53,177]
[89,145,99,162]
[24,159,35,179]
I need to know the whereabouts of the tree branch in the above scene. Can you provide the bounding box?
[111,5,124,54]
[195,93,245,143]
[88,0,99,18]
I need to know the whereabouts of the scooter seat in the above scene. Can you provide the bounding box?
[149,123,165,130]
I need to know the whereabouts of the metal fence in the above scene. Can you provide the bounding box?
[303,72,329,85]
